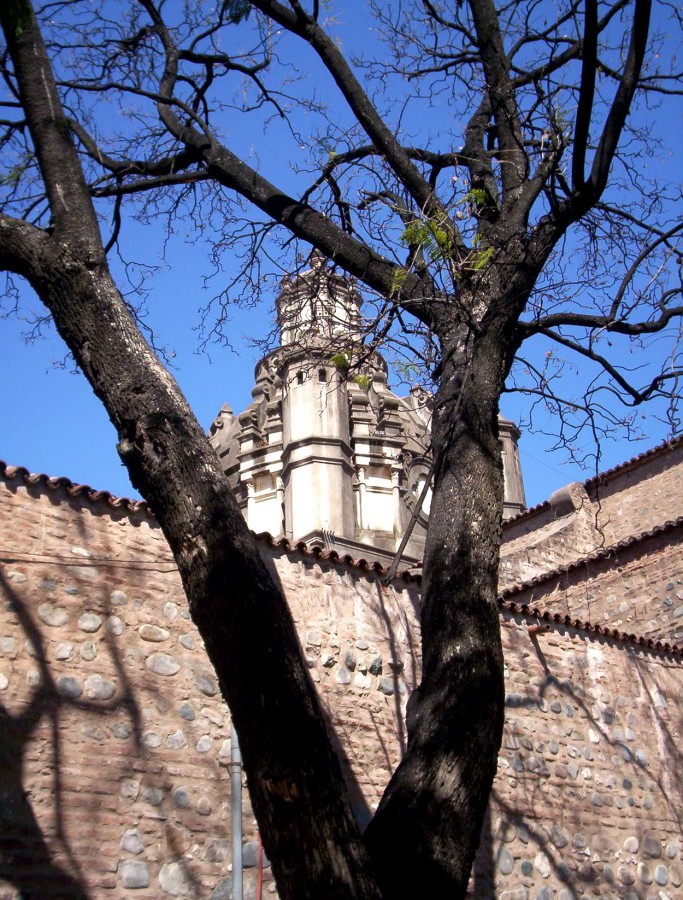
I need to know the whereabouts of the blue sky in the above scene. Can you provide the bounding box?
[1,2,680,509]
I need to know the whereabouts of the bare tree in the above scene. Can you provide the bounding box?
[1,1,681,897]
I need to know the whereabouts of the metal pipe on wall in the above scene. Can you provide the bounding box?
[230,721,243,900]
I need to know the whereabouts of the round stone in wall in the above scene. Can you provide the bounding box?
[56,675,82,699]
[336,666,351,685]
[551,825,569,849]
[78,613,102,633]
[80,640,98,661]
[84,674,116,701]
[120,828,145,855]
[55,641,74,660]
[496,848,514,875]
[618,866,636,885]
[139,624,170,642]
[179,702,195,721]
[211,877,233,900]
[142,731,161,749]
[196,672,219,696]
[642,835,662,858]
[144,787,164,806]
[623,836,639,853]
[369,656,383,676]
[163,601,178,620]
[172,787,190,808]
[0,636,15,653]
[197,736,213,753]
[654,864,668,886]
[159,863,194,897]
[378,677,395,696]
[638,863,653,885]
[37,603,69,627]
[146,653,181,676]
[179,634,194,650]
[166,730,188,749]
[305,629,322,647]
[533,852,550,878]
[197,797,212,816]
[107,616,124,635]
[0,672,8,691]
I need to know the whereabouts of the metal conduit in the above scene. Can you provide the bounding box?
[230,721,243,900]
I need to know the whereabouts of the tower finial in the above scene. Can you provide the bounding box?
[309,248,326,269]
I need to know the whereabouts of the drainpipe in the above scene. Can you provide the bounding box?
[230,721,243,900]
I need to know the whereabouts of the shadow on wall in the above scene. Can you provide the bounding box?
[0,567,150,899]
[470,620,683,899]
[1,568,90,898]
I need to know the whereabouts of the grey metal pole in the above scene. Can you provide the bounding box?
[230,721,243,900]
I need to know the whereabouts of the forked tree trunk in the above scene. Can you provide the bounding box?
[365,324,507,897]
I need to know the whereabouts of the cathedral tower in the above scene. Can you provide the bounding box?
[209,254,526,564]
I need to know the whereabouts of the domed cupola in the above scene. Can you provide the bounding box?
[276,250,362,348]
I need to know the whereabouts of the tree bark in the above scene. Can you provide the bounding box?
[1,4,381,897]
[364,314,511,896]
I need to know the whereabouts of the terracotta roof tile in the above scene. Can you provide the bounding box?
[1,461,152,517]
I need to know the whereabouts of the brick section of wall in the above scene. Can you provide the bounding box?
[503,524,683,643]
[1,474,682,899]
[501,441,683,590]
[586,442,683,546]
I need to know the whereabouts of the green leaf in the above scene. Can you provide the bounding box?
[225,0,251,24]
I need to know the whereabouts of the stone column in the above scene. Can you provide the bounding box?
[245,479,255,530]
[391,464,402,539]
[357,466,368,530]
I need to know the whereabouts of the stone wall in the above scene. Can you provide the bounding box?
[476,612,682,900]
[1,466,682,899]
[0,473,419,899]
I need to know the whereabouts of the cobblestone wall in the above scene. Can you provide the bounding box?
[474,615,682,899]
[1,472,681,899]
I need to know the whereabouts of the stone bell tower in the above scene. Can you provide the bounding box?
[277,252,360,540]
[209,253,527,564]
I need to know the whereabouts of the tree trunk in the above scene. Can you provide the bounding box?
[364,323,507,897]
[0,5,382,894]
[34,249,382,899]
